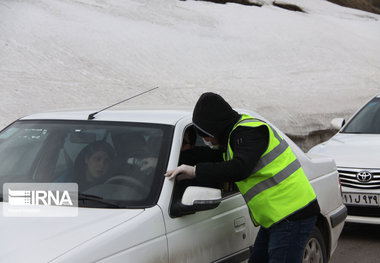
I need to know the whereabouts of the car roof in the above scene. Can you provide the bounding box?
[20,107,193,125]
[19,106,265,126]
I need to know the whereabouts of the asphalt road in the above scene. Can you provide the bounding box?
[329,223,380,263]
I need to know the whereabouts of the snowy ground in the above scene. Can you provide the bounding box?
[1,0,380,136]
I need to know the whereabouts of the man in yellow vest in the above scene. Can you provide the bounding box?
[165,92,320,263]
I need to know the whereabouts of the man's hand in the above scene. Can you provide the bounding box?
[165,164,196,181]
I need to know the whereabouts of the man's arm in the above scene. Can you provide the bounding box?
[195,125,269,184]
[179,146,223,166]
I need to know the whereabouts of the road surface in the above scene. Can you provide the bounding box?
[330,223,380,263]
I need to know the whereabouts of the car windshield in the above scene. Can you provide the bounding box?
[342,97,380,134]
[0,120,173,208]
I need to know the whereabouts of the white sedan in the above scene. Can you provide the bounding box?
[0,108,346,262]
[309,94,380,225]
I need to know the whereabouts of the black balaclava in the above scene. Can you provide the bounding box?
[192,92,240,145]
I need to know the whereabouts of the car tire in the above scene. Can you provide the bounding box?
[303,226,327,263]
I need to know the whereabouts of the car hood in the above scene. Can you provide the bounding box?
[309,133,380,169]
[0,205,144,262]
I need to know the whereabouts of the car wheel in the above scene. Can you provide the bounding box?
[303,226,327,263]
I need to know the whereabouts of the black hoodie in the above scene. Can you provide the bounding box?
[192,92,269,182]
[192,92,240,146]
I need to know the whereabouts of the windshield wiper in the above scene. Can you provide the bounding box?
[77,193,122,208]
[0,192,120,207]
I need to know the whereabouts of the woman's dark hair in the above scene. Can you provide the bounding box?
[73,141,115,179]
[83,141,115,160]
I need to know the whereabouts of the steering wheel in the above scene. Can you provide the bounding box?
[104,175,149,194]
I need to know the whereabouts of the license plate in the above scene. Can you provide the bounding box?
[343,193,379,206]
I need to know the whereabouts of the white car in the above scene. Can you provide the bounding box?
[309,94,380,225]
[0,107,346,263]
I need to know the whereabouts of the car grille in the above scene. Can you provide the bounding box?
[347,206,380,217]
[338,168,380,189]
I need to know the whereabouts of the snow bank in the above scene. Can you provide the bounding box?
[1,0,379,135]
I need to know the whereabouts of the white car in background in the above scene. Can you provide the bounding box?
[309,94,380,225]
[0,107,346,263]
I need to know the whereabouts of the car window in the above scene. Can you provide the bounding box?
[170,125,238,217]
[0,120,173,208]
[184,125,238,197]
[343,97,380,134]
[0,127,48,179]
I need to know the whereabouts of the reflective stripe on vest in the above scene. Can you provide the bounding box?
[243,159,301,203]
[251,128,288,174]
[225,117,298,202]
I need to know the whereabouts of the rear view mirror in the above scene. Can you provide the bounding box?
[331,118,345,130]
[70,131,96,143]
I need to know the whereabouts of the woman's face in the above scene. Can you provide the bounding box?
[85,150,111,182]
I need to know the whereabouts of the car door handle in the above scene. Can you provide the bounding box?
[234,217,246,229]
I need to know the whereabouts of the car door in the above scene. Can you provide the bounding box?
[166,192,256,262]
[163,123,258,262]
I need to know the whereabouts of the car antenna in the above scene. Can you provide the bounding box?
[87,86,159,120]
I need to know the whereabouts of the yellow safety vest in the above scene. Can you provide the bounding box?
[224,114,317,228]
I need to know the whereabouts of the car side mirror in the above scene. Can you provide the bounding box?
[331,118,345,130]
[182,186,221,205]
[170,186,222,218]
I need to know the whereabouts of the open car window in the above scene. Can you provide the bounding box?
[170,125,239,217]
[0,120,173,208]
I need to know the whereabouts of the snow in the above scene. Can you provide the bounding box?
[1,0,380,135]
